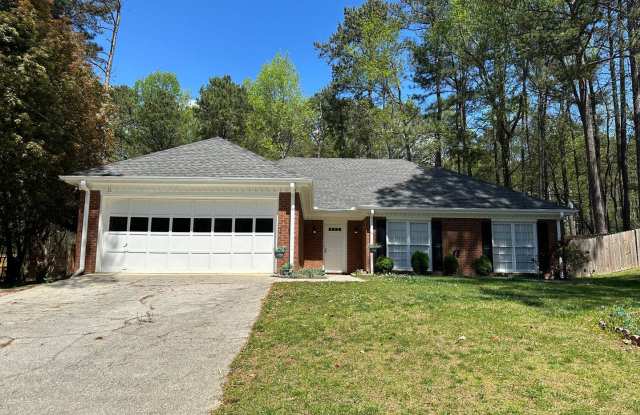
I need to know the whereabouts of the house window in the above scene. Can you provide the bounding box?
[492,222,537,273]
[386,221,431,271]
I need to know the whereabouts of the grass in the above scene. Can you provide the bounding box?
[214,270,640,414]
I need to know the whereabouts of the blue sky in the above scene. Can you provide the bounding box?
[103,0,364,97]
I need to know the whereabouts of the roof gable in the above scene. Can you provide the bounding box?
[75,138,299,179]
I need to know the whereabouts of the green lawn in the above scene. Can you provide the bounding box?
[215,271,640,414]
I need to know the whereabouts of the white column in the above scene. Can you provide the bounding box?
[557,217,564,278]
[289,182,295,267]
[369,209,374,273]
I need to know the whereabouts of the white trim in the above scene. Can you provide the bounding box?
[323,222,347,273]
[72,181,91,277]
[60,175,311,185]
[369,209,374,274]
[491,221,538,273]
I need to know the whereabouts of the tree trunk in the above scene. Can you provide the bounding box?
[629,0,640,220]
[575,77,608,235]
[435,78,443,167]
[104,0,122,89]
[537,87,549,199]
[618,0,631,230]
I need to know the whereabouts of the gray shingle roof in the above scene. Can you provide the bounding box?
[75,138,300,179]
[278,157,566,211]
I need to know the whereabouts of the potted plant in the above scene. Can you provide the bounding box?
[274,246,286,259]
[280,262,292,276]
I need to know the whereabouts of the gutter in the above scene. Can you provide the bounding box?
[72,180,90,277]
[59,175,312,186]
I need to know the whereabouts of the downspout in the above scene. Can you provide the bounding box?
[369,209,374,273]
[72,180,90,277]
[557,213,564,279]
[289,182,295,268]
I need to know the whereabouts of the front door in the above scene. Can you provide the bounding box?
[324,223,345,273]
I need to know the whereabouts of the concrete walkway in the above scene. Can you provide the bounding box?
[0,274,272,415]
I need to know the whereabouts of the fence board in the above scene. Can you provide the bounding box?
[570,229,640,276]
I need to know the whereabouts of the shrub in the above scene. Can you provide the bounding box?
[411,251,429,275]
[559,242,589,277]
[443,254,459,275]
[375,256,394,274]
[290,268,326,279]
[472,256,492,276]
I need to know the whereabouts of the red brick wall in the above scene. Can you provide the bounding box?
[347,221,365,273]
[276,192,303,271]
[74,190,101,274]
[303,220,323,269]
[442,219,483,276]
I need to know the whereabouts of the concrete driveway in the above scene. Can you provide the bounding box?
[0,274,273,414]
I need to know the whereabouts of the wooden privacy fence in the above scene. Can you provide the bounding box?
[569,229,640,276]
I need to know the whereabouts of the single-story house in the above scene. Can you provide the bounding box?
[61,137,574,276]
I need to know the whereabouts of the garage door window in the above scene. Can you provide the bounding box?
[130,217,149,232]
[214,218,232,233]
[255,218,273,233]
[108,216,127,232]
[234,218,253,233]
[172,217,191,233]
[151,217,170,232]
[193,218,212,233]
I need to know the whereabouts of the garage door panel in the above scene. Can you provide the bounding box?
[146,252,167,271]
[190,253,210,270]
[212,235,232,252]
[168,253,190,270]
[233,235,253,253]
[252,254,274,272]
[232,254,254,272]
[170,235,191,252]
[147,235,169,252]
[126,252,147,271]
[212,253,232,271]
[102,252,125,272]
[103,234,126,253]
[254,235,274,253]
[127,234,148,251]
[189,235,211,252]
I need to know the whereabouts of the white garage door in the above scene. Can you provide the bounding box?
[99,198,277,273]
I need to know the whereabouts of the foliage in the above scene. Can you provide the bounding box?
[601,305,640,337]
[0,0,110,285]
[472,255,493,276]
[244,53,314,159]
[280,262,292,275]
[375,256,394,273]
[555,240,590,278]
[443,254,459,275]
[289,268,327,279]
[215,272,640,414]
[195,75,250,142]
[411,250,430,275]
